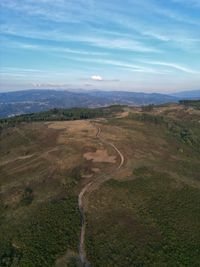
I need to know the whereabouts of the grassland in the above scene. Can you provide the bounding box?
[84,103,200,266]
[0,122,82,266]
[0,103,200,266]
[0,113,119,266]
[86,170,200,266]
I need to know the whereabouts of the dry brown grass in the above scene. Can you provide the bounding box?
[1,104,200,267]
[84,149,116,163]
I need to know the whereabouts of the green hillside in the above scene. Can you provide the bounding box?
[0,103,200,266]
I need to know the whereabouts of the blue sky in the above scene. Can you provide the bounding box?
[0,0,200,92]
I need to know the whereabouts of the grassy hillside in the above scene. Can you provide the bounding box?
[0,103,199,266]
[0,123,82,267]
[85,104,200,266]
[86,170,200,266]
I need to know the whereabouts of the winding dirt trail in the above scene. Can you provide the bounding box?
[78,182,92,266]
[78,122,124,266]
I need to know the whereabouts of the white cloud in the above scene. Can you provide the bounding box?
[91,75,103,81]
[142,61,200,74]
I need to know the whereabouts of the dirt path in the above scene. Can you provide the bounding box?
[78,123,125,266]
[78,182,92,266]
[96,126,101,138]
[109,143,124,169]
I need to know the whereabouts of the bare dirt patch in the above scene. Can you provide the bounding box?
[48,120,96,144]
[84,149,116,163]
[92,168,100,173]
[48,120,95,135]
[116,111,129,118]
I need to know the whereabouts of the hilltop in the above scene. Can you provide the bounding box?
[0,101,200,266]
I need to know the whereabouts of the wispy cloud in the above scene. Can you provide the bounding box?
[1,38,109,56]
[1,0,200,92]
[0,25,160,53]
[0,0,88,23]
[63,56,169,75]
[1,67,44,73]
[1,0,200,53]
[142,61,200,74]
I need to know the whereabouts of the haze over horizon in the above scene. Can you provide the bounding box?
[0,0,200,93]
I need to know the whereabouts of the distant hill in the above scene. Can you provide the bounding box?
[0,89,177,118]
[170,90,200,100]
[0,106,124,128]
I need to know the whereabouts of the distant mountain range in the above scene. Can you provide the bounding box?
[169,90,200,99]
[0,89,199,118]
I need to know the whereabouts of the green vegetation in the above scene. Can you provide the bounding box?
[0,102,199,267]
[86,168,200,266]
[67,257,80,267]
[180,100,200,109]
[128,112,200,149]
[0,105,124,129]
[141,104,155,112]
[20,187,34,205]
[85,104,200,266]
[0,122,83,267]
[129,112,165,124]
[0,197,80,267]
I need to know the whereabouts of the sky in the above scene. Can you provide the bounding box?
[0,0,200,93]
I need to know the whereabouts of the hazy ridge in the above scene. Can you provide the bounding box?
[0,89,194,118]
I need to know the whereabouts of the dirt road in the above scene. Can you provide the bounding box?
[78,182,92,266]
[78,123,125,266]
